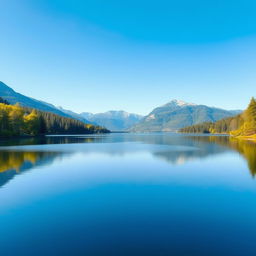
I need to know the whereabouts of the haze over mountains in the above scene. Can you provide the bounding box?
[59,107,143,131]
[0,81,242,132]
[80,111,143,131]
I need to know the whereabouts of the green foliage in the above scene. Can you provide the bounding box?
[131,100,237,132]
[179,116,242,134]
[0,102,109,137]
[180,97,256,137]
[231,97,256,136]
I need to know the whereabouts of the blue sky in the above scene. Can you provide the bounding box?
[0,0,256,115]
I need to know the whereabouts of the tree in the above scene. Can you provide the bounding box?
[243,97,256,135]
[8,104,24,135]
[231,97,256,136]
[0,101,109,137]
[180,97,256,137]
[23,109,40,135]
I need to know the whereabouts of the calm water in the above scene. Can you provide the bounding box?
[0,133,256,256]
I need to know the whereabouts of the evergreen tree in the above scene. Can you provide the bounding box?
[180,97,256,137]
[0,102,109,137]
[243,97,256,135]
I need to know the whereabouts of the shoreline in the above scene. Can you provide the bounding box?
[0,131,111,140]
[232,135,256,142]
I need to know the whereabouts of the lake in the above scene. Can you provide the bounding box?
[0,133,256,256]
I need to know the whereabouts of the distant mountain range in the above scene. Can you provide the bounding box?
[0,82,242,132]
[0,81,142,131]
[80,111,143,131]
[130,99,242,132]
[58,107,143,131]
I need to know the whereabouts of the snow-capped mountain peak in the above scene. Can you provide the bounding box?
[165,99,197,107]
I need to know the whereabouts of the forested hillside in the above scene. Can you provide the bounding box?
[180,98,256,137]
[130,99,240,132]
[179,116,242,134]
[0,81,92,123]
[230,98,256,137]
[0,101,109,137]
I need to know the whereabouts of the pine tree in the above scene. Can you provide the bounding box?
[180,97,256,137]
[0,102,109,137]
[240,97,256,136]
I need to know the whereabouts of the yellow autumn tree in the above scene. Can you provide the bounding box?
[23,109,40,135]
[8,103,24,135]
[231,97,256,137]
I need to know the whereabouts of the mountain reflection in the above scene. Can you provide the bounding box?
[0,134,255,188]
[149,135,228,165]
[125,134,256,175]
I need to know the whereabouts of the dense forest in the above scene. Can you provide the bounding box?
[180,97,256,137]
[0,98,109,137]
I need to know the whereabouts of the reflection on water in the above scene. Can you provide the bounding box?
[0,134,255,189]
[231,139,256,177]
[188,135,256,177]
[0,151,64,188]
[0,135,107,147]
[1,133,256,256]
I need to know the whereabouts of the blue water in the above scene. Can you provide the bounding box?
[0,133,256,255]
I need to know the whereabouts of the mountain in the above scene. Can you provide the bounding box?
[130,99,242,132]
[0,81,91,122]
[57,107,94,124]
[80,110,143,131]
[179,97,256,138]
[0,82,141,130]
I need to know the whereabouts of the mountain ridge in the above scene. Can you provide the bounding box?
[0,82,242,133]
[0,81,143,131]
[130,99,242,132]
[80,110,143,131]
[0,81,81,120]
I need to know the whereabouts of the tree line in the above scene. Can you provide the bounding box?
[180,97,256,137]
[0,98,109,137]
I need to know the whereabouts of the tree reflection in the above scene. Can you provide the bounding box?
[187,136,256,177]
[0,151,62,188]
[0,134,255,188]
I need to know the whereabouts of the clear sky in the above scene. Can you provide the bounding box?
[0,0,256,115]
